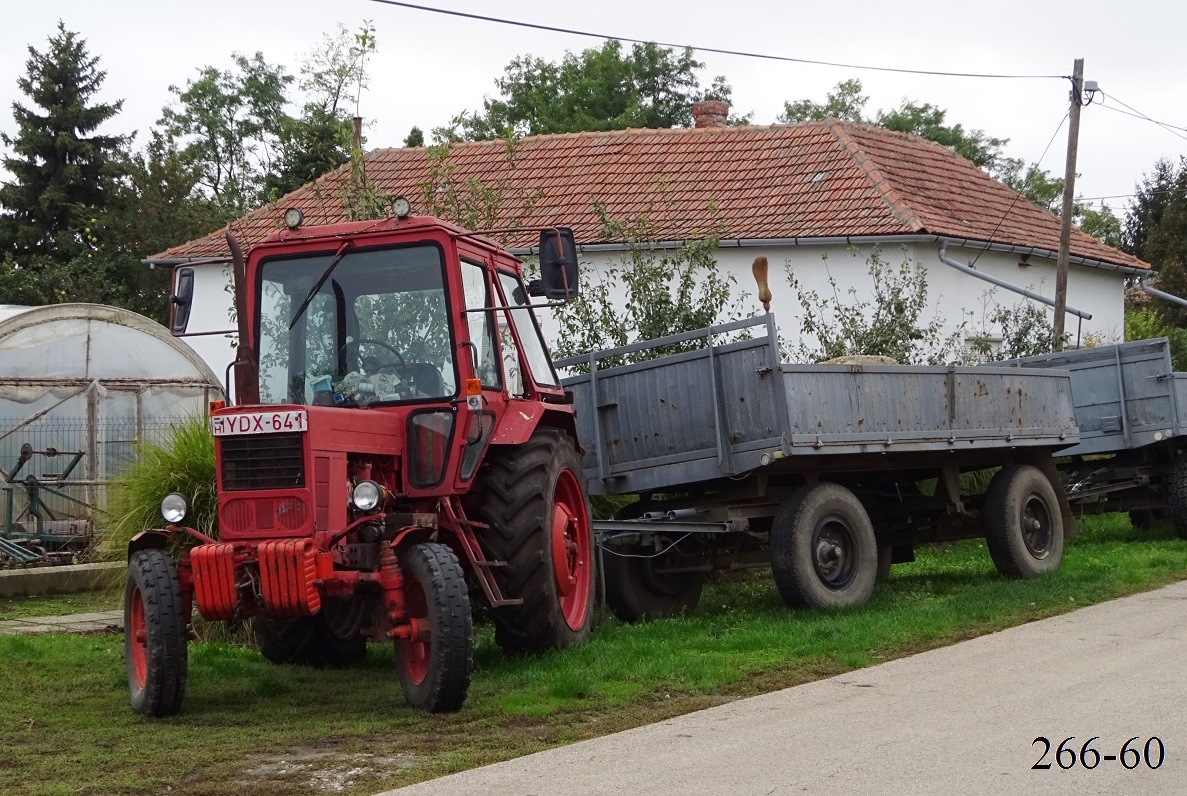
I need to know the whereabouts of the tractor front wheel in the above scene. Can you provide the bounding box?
[124,548,188,716]
[394,543,473,713]
[479,430,596,652]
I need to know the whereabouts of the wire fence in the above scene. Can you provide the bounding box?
[1,417,193,565]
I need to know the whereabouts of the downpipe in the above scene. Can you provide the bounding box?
[937,242,1092,320]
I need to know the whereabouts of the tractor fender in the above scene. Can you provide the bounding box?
[127,529,173,558]
[491,404,577,447]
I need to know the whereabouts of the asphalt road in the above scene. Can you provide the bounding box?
[380,580,1187,796]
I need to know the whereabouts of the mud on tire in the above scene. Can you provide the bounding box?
[477,429,596,652]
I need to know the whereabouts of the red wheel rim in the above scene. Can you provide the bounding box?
[128,584,148,690]
[550,468,592,631]
[397,578,430,685]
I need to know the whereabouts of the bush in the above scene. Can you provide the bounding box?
[101,416,217,562]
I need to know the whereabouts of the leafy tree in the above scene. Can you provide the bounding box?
[0,21,129,299]
[780,79,868,124]
[552,202,746,368]
[1078,205,1123,249]
[403,126,425,147]
[1124,158,1181,258]
[967,295,1065,362]
[1126,306,1187,370]
[1140,166,1187,327]
[159,52,292,213]
[266,23,377,198]
[780,79,1018,179]
[785,247,963,364]
[461,41,735,140]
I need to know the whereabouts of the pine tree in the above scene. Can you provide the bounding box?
[0,22,128,272]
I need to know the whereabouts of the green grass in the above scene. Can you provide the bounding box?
[0,590,119,620]
[1,513,1185,796]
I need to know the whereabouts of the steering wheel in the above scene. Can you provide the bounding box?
[341,338,407,372]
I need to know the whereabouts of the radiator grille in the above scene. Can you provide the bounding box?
[220,433,305,491]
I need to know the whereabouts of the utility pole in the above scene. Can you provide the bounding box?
[1053,58,1084,351]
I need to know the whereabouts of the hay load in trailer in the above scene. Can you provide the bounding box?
[0,304,223,565]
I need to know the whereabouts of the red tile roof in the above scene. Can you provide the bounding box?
[154,120,1146,270]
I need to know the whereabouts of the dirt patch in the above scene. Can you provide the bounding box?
[238,748,419,793]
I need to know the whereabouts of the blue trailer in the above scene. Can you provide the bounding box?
[1005,338,1187,531]
[557,315,1081,622]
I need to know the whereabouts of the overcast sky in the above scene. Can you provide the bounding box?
[2,0,1184,219]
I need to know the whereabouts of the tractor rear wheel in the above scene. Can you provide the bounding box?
[124,548,188,716]
[394,543,473,713]
[254,596,370,667]
[478,429,596,652]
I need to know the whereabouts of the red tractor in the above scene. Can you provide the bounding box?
[124,203,595,714]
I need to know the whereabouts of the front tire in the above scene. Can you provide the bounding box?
[984,465,1064,578]
[478,430,597,652]
[125,548,188,716]
[394,543,473,713]
[770,483,878,610]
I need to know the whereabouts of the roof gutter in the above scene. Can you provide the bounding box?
[937,242,1092,320]
[513,234,1147,276]
[1137,277,1187,310]
[140,256,233,270]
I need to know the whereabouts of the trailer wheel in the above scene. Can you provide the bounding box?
[602,539,706,622]
[1168,458,1187,539]
[770,483,878,610]
[984,465,1064,578]
[394,543,473,713]
[254,596,369,667]
[479,429,597,652]
[125,548,188,716]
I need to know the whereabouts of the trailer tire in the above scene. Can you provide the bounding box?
[478,429,596,652]
[984,465,1064,578]
[771,483,878,610]
[1168,458,1187,539]
[125,548,188,716]
[394,542,473,713]
[602,539,706,622]
[254,597,370,667]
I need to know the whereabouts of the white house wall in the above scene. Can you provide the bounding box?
[536,241,1128,360]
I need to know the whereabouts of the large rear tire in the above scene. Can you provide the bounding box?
[394,543,473,713]
[1167,458,1187,539]
[254,596,370,667]
[603,537,705,622]
[770,483,878,610]
[984,465,1064,578]
[125,548,188,716]
[478,429,596,652]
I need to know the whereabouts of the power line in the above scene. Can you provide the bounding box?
[970,111,1070,268]
[1099,92,1187,144]
[364,0,1069,80]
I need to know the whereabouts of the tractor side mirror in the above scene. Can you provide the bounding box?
[170,267,195,335]
[538,227,579,300]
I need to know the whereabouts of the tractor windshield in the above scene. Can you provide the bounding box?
[256,244,457,406]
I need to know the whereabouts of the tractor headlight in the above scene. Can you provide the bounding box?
[351,480,384,512]
[160,492,191,525]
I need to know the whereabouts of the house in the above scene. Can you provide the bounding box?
[149,104,1147,378]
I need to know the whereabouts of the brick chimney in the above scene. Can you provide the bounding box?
[692,100,729,128]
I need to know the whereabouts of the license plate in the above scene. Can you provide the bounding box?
[211,410,308,436]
